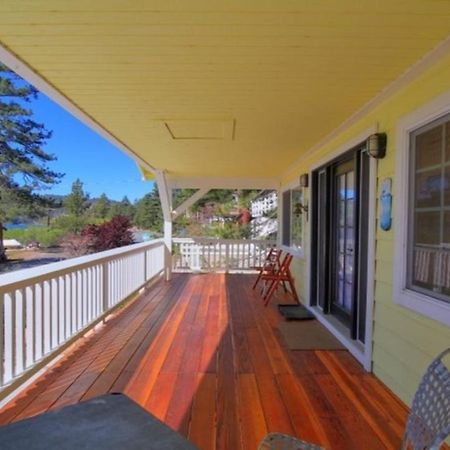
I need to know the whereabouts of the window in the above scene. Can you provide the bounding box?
[407,114,450,304]
[282,190,291,246]
[394,93,450,327]
[291,189,303,249]
[282,188,304,252]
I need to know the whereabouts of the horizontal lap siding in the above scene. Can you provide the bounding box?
[291,258,308,303]
[286,52,450,406]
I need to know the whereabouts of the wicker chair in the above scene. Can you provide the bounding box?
[401,348,450,450]
[258,348,450,450]
[258,433,325,450]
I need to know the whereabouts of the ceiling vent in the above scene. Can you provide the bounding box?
[162,119,235,141]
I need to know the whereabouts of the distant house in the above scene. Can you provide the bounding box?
[250,191,278,239]
[250,190,277,218]
[3,239,23,249]
[194,203,225,226]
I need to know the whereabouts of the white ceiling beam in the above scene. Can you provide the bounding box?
[0,41,157,176]
[172,187,210,220]
[167,176,280,190]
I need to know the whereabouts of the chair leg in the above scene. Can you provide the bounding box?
[253,272,263,289]
[287,274,300,304]
[260,279,268,297]
[264,279,280,306]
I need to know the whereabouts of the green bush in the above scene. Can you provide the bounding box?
[4,215,111,250]
[4,227,66,248]
[207,222,252,239]
[50,215,89,233]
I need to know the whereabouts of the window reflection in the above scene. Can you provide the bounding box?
[410,116,450,303]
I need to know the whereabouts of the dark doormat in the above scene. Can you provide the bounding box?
[278,304,315,320]
[278,320,346,350]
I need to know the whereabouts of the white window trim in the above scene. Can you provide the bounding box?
[394,90,450,327]
[280,184,305,259]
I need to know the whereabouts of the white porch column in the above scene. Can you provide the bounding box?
[163,220,172,280]
[155,170,173,281]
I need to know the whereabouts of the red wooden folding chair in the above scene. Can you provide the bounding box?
[261,253,299,306]
[252,247,282,290]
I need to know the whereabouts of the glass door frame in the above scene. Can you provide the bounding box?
[310,144,370,343]
[329,156,357,327]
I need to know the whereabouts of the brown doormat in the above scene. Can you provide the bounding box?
[278,320,346,350]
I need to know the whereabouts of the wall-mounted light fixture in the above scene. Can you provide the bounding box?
[367,133,387,159]
[299,173,309,188]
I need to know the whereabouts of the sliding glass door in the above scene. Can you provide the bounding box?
[311,146,370,343]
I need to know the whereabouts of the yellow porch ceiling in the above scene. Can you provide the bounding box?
[0,1,449,180]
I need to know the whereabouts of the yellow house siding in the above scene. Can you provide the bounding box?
[286,52,450,406]
[291,258,308,302]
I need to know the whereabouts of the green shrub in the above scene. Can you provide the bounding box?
[4,227,66,248]
[50,215,89,233]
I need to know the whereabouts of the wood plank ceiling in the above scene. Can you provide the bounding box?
[0,1,449,180]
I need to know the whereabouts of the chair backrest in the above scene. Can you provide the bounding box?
[401,348,450,450]
[265,246,276,261]
[263,248,282,269]
[277,253,293,274]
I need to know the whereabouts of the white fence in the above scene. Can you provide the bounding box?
[172,238,275,272]
[0,240,165,391]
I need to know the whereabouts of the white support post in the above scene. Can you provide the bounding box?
[172,187,210,219]
[102,262,109,314]
[277,187,283,249]
[155,170,173,281]
[163,221,172,280]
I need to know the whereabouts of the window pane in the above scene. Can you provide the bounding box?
[415,125,442,170]
[444,166,450,206]
[282,191,291,246]
[290,189,303,249]
[414,211,440,246]
[337,254,344,307]
[408,114,450,304]
[415,168,442,208]
[443,211,450,247]
[412,247,435,290]
[445,122,450,162]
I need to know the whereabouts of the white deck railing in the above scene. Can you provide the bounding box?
[172,238,275,272]
[0,240,165,392]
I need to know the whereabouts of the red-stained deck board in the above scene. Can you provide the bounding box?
[0,273,411,450]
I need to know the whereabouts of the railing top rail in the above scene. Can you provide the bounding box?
[172,237,276,244]
[0,239,164,291]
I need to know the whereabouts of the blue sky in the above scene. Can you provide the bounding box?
[30,92,154,202]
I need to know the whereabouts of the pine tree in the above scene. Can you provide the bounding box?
[91,193,110,219]
[0,63,62,262]
[119,196,135,219]
[64,178,88,216]
[108,202,122,219]
[134,185,163,232]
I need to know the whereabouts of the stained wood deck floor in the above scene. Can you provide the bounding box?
[0,274,409,450]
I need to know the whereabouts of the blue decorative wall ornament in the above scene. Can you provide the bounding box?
[380,178,392,231]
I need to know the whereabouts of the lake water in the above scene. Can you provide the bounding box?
[5,222,43,230]
[5,222,29,230]
[133,230,155,242]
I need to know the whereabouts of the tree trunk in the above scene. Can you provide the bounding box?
[0,222,6,262]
